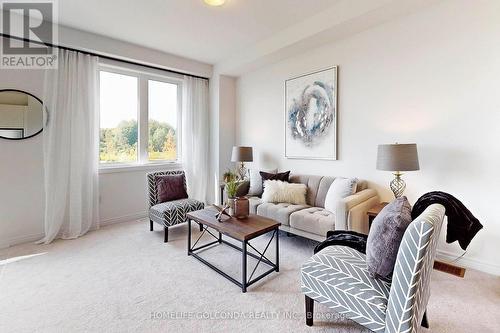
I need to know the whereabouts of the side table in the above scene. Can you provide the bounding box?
[366,202,388,230]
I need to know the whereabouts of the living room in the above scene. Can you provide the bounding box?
[0,0,498,332]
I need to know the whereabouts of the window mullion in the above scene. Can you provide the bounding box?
[177,82,182,163]
[138,76,149,164]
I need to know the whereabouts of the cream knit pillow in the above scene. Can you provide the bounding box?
[261,180,307,205]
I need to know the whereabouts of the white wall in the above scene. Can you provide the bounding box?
[0,26,213,248]
[208,74,237,204]
[208,74,220,204]
[236,0,500,274]
[218,76,237,179]
[0,69,45,247]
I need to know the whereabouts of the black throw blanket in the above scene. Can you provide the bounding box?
[412,191,483,250]
[314,230,368,254]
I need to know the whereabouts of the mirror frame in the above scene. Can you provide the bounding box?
[0,89,44,141]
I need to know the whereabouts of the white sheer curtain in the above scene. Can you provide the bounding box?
[182,76,209,203]
[38,49,99,244]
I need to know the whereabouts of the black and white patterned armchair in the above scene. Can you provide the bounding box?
[147,170,204,243]
[301,204,445,332]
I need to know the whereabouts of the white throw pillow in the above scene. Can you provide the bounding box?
[324,178,358,213]
[261,180,307,205]
[248,168,277,196]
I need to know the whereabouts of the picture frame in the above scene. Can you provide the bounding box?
[284,66,338,160]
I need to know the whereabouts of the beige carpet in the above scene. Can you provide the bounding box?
[0,220,498,333]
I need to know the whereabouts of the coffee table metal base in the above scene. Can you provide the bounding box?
[187,219,279,293]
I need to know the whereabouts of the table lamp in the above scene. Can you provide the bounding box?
[376,143,419,198]
[231,146,253,180]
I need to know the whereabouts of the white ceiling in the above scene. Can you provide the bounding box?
[56,0,443,75]
[57,0,339,64]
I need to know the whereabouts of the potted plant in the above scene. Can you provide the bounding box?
[223,169,236,183]
[225,178,238,216]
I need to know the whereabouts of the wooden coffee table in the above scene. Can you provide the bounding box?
[186,207,281,293]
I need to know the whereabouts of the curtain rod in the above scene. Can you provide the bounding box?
[0,33,210,81]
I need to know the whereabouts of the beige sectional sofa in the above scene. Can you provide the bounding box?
[237,174,379,241]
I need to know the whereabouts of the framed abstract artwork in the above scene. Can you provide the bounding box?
[284,66,338,160]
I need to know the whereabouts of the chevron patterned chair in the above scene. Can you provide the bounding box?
[301,204,445,333]
[147,171,204,243]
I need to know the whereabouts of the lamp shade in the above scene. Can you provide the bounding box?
[376,143,419,171]
[231,146,253,162]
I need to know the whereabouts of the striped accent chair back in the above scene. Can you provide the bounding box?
[384,204,445,333]
[147,170,186,207]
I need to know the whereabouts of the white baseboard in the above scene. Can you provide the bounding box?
[2,216,498,276]
[0,232,44,250]
[436,249,500,276]
[99,211,148,227]
[0,211,148,250]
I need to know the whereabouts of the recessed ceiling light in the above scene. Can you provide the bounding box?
[204,0,226,6]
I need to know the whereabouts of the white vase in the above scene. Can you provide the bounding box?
[227,198,235,216]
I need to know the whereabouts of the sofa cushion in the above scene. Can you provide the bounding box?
[324,178,358,213]
[314,176,335,207]
[288,174,322,206]
[261,180,307,205]
[248,196,262,214]
[147,170,185,206]
[248,168,277,196]
[260,170,290,190]
[301,245,391,333]
[155,174,188,203]
[289,207,335,237]
[366,196,412,279]
[257,202,309,226]
[149,198,204,227]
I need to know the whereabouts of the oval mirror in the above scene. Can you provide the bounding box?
[0,89,44,140]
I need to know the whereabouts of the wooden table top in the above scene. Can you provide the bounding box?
[367,202,389,217]
[187,207,281,241]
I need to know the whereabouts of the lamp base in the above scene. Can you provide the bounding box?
[390,172,406,198]
[237,162,248,180]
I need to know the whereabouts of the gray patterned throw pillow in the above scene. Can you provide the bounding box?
[366,196,412,279]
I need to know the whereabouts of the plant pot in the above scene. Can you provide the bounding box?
[234,197,249,219]
[227,197,236,216]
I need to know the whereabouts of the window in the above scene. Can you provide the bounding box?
[148,80,178,161]
[98,66,181,167]
[99,71,138,164]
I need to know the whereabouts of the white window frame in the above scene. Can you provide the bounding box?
[98,63,183,173]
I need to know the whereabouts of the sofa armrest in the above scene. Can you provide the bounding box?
[347,196,380,234]
[335,189,378,231]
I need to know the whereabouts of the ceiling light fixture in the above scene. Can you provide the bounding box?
[204,0,226,6]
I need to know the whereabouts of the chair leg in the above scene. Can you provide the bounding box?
[305,295,314,326]
[421,311,429,328]
[199,223,203,232]
[164,226,169,243]
[150,220,153,231]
